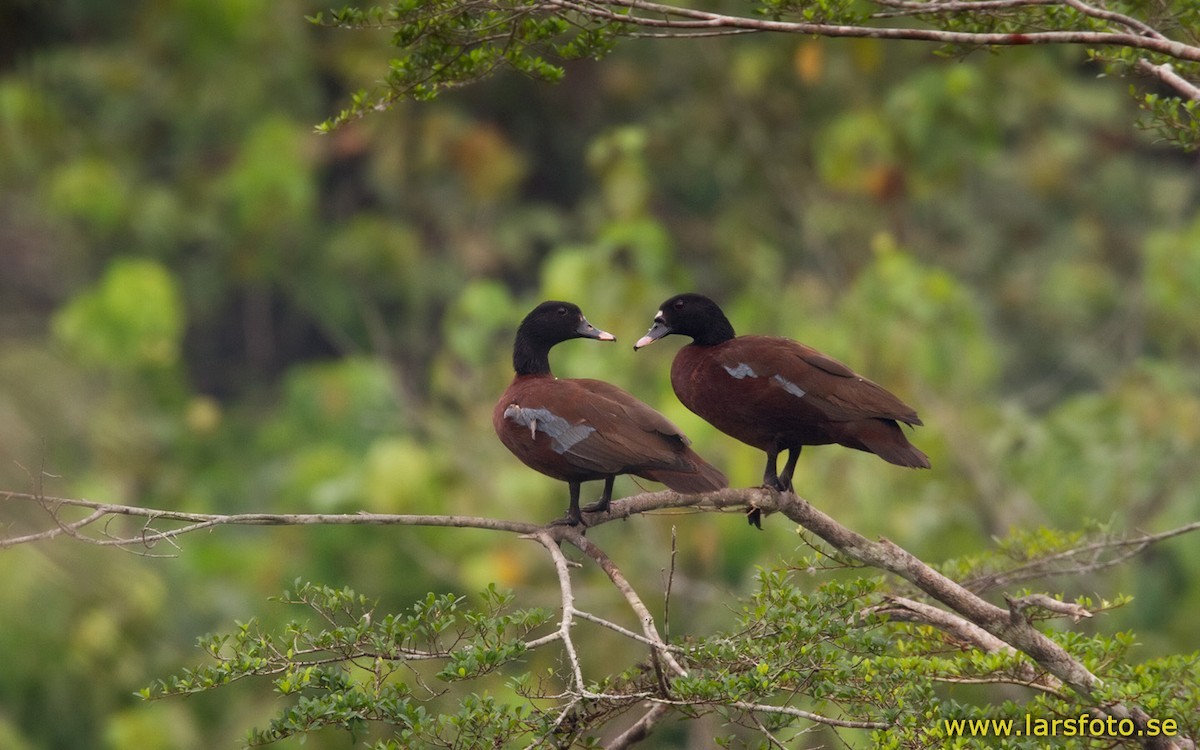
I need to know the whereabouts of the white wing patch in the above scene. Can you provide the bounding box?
[723,362,758,379]
[720,364,805,398]
[503,405,596,453]
[772,374,807,399]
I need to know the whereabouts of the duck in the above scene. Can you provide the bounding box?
[635,293,928,526]
[495,300,728,526]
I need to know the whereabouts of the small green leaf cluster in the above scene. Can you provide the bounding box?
[1135,87,1200,151]
[310,1,623,130]
[437,585,548,682]
[1091,651,1200,730]
[753,0,869,25]
[1093,39,1200,150]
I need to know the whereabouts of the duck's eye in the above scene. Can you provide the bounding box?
[673,299,685,310]
[556,306,568,316]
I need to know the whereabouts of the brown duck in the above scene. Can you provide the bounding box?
[635,293,928,525]
[495,301,727,526]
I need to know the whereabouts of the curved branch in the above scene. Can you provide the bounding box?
[1059,0,1166,40]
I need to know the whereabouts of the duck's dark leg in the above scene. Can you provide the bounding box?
[761,448,782,490]
[749,449,784,529]
[752,446,800,528]
[778,447,801,492]
[582,476,615,514]
[550,481,585,526]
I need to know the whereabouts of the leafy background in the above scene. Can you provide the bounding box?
[1,0,1198,747]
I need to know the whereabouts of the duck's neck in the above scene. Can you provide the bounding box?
[693,317,736,346]
[513,337,554,376]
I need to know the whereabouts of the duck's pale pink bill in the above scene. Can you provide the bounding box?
[577,316,616,342]
[634,312,670,350]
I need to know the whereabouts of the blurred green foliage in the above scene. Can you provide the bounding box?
[1,0,1199,747]
[53,259,185,371]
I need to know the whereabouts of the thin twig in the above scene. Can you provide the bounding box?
[572,610,684,652]
[725,700,891,730]
[1059,0,1166,40]
[663,526,676,646]
[1,507,108,548]
[0,490,542,551]
[930,675,1067,693]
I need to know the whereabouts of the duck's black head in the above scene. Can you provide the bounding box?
[634,293,736,349]
[513,301,615,375]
